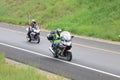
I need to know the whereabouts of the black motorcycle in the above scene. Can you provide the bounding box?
[47,31,74,61]
[26,28,40,43]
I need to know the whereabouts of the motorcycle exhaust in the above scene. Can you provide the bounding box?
[49,47,55,54]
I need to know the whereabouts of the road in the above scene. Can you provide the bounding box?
[0,23,120,80]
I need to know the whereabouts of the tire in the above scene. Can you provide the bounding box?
[36,35,40,43]
[26,36,31,42]
[28,39,31,42]
[53,49,58,58]
[49,46,58,58]
[66,51,72,61]
[53,53,58,58]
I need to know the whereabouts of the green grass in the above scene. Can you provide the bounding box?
[0,0,120,41]
[45,0,120,41]
[0,53,63,80]
[0,0,79,25]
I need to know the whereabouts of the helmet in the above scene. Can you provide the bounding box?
[56,28,62,32]
[56,28,62,35]
[32,19,36,24]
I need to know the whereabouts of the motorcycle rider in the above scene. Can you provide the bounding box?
[53,28,62,53]
[27,19,39,38]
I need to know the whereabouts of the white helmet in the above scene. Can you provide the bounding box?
[56,28,62,32]
[32,19,36,24]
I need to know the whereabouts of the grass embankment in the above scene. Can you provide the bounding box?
[0,0,120,41]
[0,54,64,80]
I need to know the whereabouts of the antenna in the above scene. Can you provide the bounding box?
[27,12,31,24]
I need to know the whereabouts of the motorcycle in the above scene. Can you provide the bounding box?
[47,31,74,61]
[26,28,40,43]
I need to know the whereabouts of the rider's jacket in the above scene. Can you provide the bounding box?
[29,23,39,32]
[54,33,62,43]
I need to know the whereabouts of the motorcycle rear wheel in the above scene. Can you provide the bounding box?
[53,53,58,58]
[36,35,40,43]
[26,36,31,42]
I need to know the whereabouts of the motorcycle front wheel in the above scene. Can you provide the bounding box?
[66,51,72,61]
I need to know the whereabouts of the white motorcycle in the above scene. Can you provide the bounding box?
[47,31,74,61]
[26,28,40,43]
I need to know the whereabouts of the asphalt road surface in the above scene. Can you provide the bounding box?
[0,23,120,80]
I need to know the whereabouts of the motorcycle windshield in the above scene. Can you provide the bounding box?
[61,31,71,42]
[32,28,40,33]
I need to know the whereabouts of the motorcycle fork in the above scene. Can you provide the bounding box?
[61,46,66,56]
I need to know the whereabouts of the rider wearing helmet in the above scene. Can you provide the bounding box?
[27,19,38,38]
[30,19,38,29]
[53,28,62,53]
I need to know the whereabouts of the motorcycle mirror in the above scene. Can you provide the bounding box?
[71,36,74,38]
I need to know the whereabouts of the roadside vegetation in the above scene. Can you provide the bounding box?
[0,0,120,41]
[0,53,64,80]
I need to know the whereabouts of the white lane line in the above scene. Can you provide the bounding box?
[0,42,120,79]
